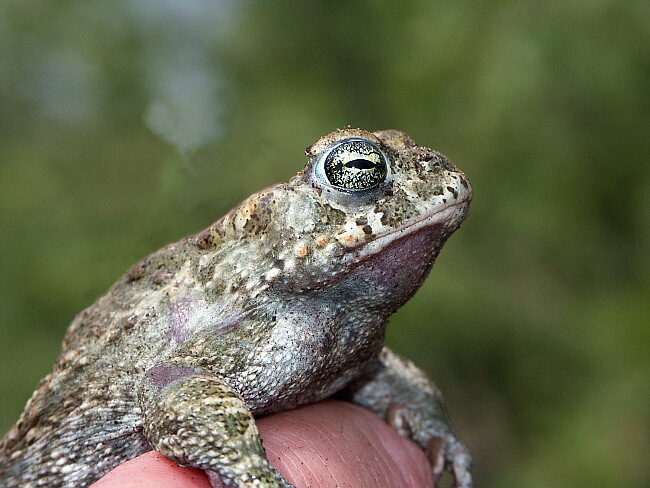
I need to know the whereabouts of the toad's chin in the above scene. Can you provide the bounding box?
[330,196,469,309]
[338,221,448,312]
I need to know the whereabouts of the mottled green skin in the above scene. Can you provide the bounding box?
[0,128,473,487]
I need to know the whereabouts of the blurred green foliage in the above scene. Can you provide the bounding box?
[1,1,648,486]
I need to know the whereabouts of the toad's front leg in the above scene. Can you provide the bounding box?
[140,365,294,488]
[342,347,473,488]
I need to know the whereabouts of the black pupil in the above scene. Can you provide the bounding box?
[345,158,375,170]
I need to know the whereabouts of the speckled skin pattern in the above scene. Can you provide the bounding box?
[0,128,473,488]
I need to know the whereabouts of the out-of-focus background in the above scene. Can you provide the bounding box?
[1,1,648,486]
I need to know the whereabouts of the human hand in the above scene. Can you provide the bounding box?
[91,399,433,488]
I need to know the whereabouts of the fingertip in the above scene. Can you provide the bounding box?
[258,400,433,488]
[91,451,211,488]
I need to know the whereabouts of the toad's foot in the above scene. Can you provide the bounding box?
[425,434,472,488]
[346,348,473,488]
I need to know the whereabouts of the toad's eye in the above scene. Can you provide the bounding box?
[318,139,389,192]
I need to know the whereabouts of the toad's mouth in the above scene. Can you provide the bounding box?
[344,197,470,262]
